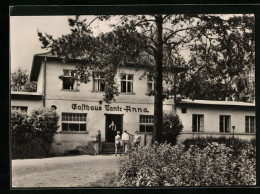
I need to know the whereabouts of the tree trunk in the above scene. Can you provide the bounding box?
[153,15,163,143]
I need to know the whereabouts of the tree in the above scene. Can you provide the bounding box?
[11,68,37,92]
[38,14,254,143]
[174,15,255,102]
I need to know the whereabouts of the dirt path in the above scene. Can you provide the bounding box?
[12,155,121,188]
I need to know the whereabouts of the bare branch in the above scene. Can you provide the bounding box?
[147,45,157,54]
[135,19,156,27]
[85,16,102,28]
[162,14,171,20]
[164,27,195,43]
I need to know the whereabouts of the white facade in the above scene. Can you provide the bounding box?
[27,53,175,155]
[11,91,43,114]
[176,100,255,142]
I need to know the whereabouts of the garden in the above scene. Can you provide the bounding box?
[114,112,256,187]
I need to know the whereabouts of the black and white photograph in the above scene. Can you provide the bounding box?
[10,7,256,188]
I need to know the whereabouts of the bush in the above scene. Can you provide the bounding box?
[161,112,183,145]
[117,141,256,186]
[11,111,35,158]
[11,108,60,159]
[183,136,255,156]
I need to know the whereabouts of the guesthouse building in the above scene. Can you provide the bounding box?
[11,52,256,155]
[12,52,178,155]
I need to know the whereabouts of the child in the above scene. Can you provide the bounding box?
[133,130,141,147]
[115,131,122,156]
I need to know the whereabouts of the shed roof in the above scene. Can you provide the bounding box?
[11,91,43,100]
[176,99,255,107]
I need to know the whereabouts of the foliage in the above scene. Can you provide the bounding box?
[161,112,183,145]
[11,108,60,159]
[30,108,60,156]
[117,141,256,187]
[11,111,35,158]
[183,136,255,156]
[175,15,255,102]
[11,67,37,92]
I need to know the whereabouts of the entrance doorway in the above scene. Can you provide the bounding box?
[105,114,123,142]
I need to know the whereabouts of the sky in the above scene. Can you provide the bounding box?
[10,16,113,73]
[10,14,244,74]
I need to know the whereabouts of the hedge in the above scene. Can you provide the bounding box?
[117,140,256,186]
[11,108,59,159]
[183,136,256,156]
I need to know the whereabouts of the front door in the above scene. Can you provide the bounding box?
[105,114,123,142]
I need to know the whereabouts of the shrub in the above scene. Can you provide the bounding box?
[30,108,60,157]
[161,112,183,145]
[117,141,256,186]
[11,111,35,158]
[183,136,255,156]
[11,108,60,159]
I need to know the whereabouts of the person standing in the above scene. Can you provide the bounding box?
[115,131,122,156]
[133,131,141,147]
[93,130,101,155]
[109,121,117,131]
[122,130,130,153]
[109,121,117,142]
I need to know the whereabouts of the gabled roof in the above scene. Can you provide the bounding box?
[176,99,255,107]
[30,51,187,82]
[30,52,59,81]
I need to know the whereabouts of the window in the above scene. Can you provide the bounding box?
[220,115,230,133]
[62,70,78,90]
[182,108,187,113]
[147,75,154,93]
[245,116,255,133]
[11,106,28,113]
[140,115,154,133]
[93,73,105,92]
[192,114,204,132]
[121,74,133,93]
[62,113,87,132]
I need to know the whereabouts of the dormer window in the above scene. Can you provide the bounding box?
[62,70,78,90]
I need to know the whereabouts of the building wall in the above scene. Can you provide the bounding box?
[47,99,173,155]
[45,61,156,104]
[43,60,174,155]
[20,59,256,156]
[176,104,255,142]
[36,61,44,94]
[11,99,42,114]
